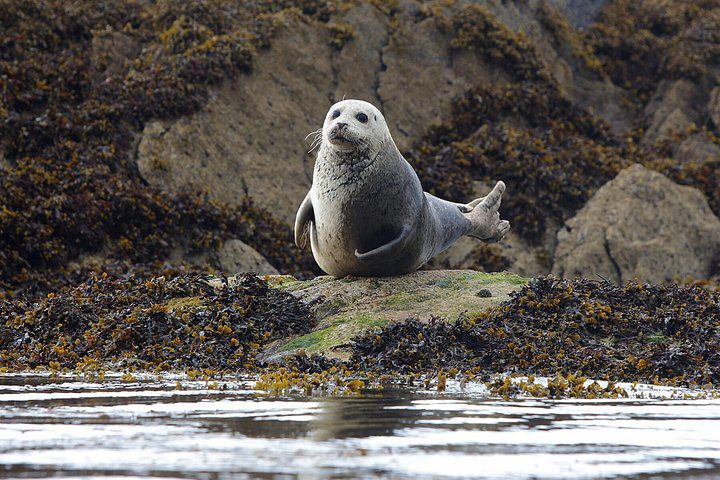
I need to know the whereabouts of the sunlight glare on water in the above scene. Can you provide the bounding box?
[1,374,719,479]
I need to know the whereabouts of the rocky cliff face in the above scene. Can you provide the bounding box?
[136,1,629,224]
[135,0,720,283]
[1,0,719,297]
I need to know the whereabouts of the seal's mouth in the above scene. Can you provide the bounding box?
[328,130,359,150]
[328,134,356,148]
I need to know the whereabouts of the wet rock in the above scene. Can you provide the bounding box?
[676,133,720,165]
[553,164,720,284]
[217,239,278,275]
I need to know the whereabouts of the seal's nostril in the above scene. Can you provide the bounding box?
[336,122,347,129]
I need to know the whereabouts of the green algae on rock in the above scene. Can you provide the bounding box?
[260,270,527,361]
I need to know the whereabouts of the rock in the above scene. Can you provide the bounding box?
[216,239,278,275]
[546,0,608,29]
[137,12,337,225]
[333,2,389,101]
[134,2,508,223]
[378,11,498,152]
[676,133,720,165]
[553,164,720,284]
[642,80,701,146]
[258,270,527,361]
[709,86,720,131]
[135,6,393,225]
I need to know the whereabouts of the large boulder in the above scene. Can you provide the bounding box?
[136,12,345,226]
[553,164,720,284]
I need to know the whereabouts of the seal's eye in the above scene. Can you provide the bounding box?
[356,113,368,123]
[331,110,340,119]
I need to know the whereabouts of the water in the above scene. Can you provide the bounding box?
[1,374,720,479]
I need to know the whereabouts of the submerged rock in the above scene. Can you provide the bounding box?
[553,164,720,284]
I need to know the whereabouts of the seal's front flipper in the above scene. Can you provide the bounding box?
[355,224,412,263]
[294,191,314,249]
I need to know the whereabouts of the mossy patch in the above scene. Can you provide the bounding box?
[261,270,526,360]
[279,313,389,354]
[470,271,528,286]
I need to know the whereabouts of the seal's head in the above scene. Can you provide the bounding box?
[322,99,390,155]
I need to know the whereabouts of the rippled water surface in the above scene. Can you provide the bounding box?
[1,374,720,479]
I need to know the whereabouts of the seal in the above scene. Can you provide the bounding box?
[295,99,510,277]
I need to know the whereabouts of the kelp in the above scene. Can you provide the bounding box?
[0,273,314,372]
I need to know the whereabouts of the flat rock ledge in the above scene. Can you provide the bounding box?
[249,270,527,362]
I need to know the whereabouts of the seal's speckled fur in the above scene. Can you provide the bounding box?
[295,99,510,277]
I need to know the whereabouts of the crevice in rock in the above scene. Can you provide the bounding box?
[373,14,391,112]
[329,48,341,102]
[603,231,622,284]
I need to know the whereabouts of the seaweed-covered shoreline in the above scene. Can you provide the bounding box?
[2,273,718,395]
[2,1,720,401]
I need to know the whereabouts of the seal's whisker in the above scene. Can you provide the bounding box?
[308,136,323,153]
[304,128,322,141]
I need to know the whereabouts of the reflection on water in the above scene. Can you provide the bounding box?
[1,375,719,479]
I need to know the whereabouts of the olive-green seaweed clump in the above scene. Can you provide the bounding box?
[351,277,720,387]
[587,0,720,103]
[0,273,314,373]
[442,4,550,83]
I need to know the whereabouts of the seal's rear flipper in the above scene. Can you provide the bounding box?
[294,191,314,249]
[466,181,511,242]
[355,224,412,263]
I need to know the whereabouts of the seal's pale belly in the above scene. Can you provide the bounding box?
[310,180,426,276]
